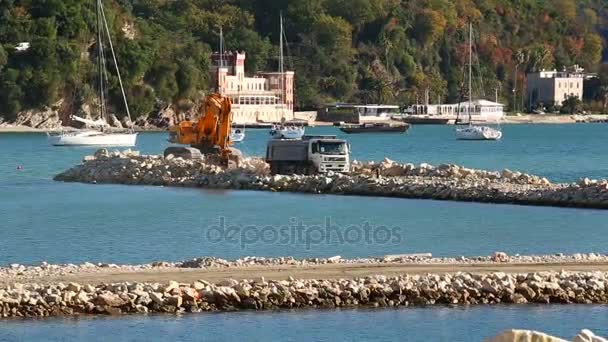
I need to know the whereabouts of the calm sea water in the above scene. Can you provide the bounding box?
[2,125,608,340]
[1,126,608,265]
[1,306,608,342]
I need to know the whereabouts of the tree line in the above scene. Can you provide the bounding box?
[0,0,607,120]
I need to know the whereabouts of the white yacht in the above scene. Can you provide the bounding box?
[48,0,137,147]
[455,125,502,140]
[269,124,305,139]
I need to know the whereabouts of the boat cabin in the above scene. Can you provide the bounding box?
[320,104,400,123]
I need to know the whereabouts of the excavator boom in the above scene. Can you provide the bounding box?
[167,93,240,163]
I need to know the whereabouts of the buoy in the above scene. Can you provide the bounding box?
[16,165,23,170]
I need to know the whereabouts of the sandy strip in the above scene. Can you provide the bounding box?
[7,261,608,286]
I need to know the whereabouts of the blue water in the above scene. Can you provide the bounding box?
[2,125,608,340]
[1,126,608,265]
[2,306,608,341]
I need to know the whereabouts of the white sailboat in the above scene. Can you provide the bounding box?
[270,14,305,140]
[48,0,137,147]
[456,23,502,141]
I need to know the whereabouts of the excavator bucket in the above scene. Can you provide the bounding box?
[163,146,203,160]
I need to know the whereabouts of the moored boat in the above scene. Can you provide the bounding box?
[455,23,503,141]
[397,116,453,125]
[270,124,305,139]
[268,14,305,140]
[339,122,410,134]
[48,130,137,146]
[230,127,246,142]
[48,0,137,147]
[455,125,502,140]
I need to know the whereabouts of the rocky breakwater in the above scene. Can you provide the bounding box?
[54,150,608,209]
[3,270,608,318]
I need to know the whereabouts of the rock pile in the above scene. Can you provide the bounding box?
[352,158,552,186]
[2,270,608,318]
[54,149,608,209]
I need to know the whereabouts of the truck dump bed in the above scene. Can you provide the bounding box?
[266,140,309,161]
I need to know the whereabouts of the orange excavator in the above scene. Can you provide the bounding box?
[165,93,241,165]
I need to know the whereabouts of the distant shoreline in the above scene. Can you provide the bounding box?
[0,115,607,133]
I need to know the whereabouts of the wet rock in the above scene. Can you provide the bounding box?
[95,293,127,307]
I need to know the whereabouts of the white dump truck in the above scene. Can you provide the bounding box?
[266,135,350,175]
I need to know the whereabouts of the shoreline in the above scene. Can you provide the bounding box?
[2,253,608,319]
[1,115,608,133]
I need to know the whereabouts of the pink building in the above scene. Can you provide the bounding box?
[210,51,294,124]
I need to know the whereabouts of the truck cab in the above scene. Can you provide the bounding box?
[266,135,350,175]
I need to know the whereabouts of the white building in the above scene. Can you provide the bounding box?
[527,65,593,109]
[408,99,504,123]
[210,51,294,124]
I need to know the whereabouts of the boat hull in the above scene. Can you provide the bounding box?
[270,127,305,139]
[399,117,452,125]
[456,126,502,140]
[339,125,409,134]
[230,132,245,142]
[48,131,138,146]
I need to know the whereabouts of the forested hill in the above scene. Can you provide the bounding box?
[0,0,607,121]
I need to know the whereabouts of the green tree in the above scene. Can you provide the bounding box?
[562,95,582,115]
[581,34,603,69]
[597,85,608,114]
[0,45,7,70]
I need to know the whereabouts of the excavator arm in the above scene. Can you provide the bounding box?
[167,93,239,163]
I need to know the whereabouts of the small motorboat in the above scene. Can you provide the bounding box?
[230,127,246,142]
[455,125,502,140]
[270,124,305,139]
[339,122,410,134]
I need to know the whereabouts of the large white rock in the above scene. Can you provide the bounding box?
[573,329,608,342]
[485,329,568,342]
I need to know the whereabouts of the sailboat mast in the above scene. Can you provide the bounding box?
[468,22,473,125]
[279,13,285,105]
[219,26,224,68]
[99,0,134,126]
[96,0,106,121]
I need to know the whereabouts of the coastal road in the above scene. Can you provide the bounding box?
[10,261,608,285]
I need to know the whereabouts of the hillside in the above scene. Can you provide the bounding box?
[0,0,607,126]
